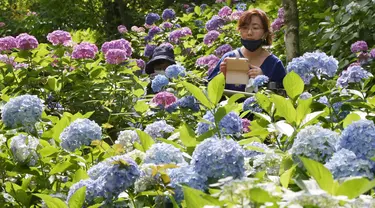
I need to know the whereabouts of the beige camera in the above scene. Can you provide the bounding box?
[225,57,249,85]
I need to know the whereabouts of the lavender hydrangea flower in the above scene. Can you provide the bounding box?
[196,111,242,135]
[136,59,145,70]
[339,120,375,161]
[177,96,199,111]
[336,65,372,88]
[47,30,72,46]
[289,125,339,164]
[253,75,269,87]
[0,54,15,65]
[148,26,162,38]
[105,49,128,64]
[67,179,101,205]
[271,18,284,32]
[60,118,102,152]
[145,13,160,25]
[205,15,225,31]
[71,42,98,59]
[286,52,338,84]
[244,142,270,158]
[0,36,17,51]
[218,6,232,18]
[191,137,245,179]
[168,166,207,203]
[159,42,173,49]
[370,48,375,58]
[144,120,175,139]
[299,92,312,100]
[115,130,140,153]
[143,143,186,165]
[196,54,220,74]
[203,30,220,45]
[169,27,192,44]
[325,149,374,179]
[144,44,156,57]
[1,94,43,130]
[101,39,132,57]
[235,3,247,11]
[10,134,39,166]
[160,22,173,29]
[317,96,329,106]
[162,9,175,20]
[15,33,38,50]
[151,74,169,92]
[165,64,186,78]
[351,41,368,53]
[200,4,208,11]
[243,97,262,112]
[117,25,127,34]
[215,44,232,57]
[231,11,243,21]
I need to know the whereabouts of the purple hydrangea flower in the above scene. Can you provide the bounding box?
[71,42,98,59]
[203,30,220,45]
[105,49,128,64]
[160,22,173,29]
[253,75,269,87]
[186,7,194,13]
[148,26,162,38]
[205,15,225,31]
[15,33,38,50]
[235,3,247,11]
[243,96,262,112]
[117,25,128,34]
[351,41,368,53]
[336,65,372,88]
[200,4,208,11]
[218,6,232,17]
[101,39,132,57]
[145,13,160,25]
[168,27,192,44]
[144,44,156,57]
[278,7,285,18]
[162,9,175,20]
[144,120,175,139]
[370,49,375,58]
[47,30,72,46]
[299,92,312,100]
[0,54,15,65]
[159,42,174,49]
[215,44,233,57]
[136,59,145,70]
[231,11,243,21]
[0,36,17,51]
[271,18,284,32]
[151,74,169,92]
[196,55,220,74]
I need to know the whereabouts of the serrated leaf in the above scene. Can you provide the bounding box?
[68,186,86,208]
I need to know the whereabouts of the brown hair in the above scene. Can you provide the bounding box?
[237,9,272,46]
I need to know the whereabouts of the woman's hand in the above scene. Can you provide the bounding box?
[248,64,263,78]
[220,58,228,76]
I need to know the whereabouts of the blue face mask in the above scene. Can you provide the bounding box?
[241,38,263,52]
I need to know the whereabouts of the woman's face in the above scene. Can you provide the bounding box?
[239,15,266,40]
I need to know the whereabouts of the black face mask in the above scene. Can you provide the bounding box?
[241,38,263,52]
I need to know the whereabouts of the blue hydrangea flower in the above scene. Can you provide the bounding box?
[10,134,39,166]
[325,149,374,179]
[336,65,372,88]
[191,137,245,179]
[134,164,161,193]
[115,130,140,153]
[1,94,43,130]
[177,96,200,111]
[144,120,175,139]
[67,179,103,205]
[165,64,186,79]
[60,118,102,152]
[196,111,242,135]
[289,125,339,164]
[145,13,160,25]
[162,9,175,20]
[151,74,169,92]
[143,143,186,165]
[235,3,247,11]
[253,75,269,87]
[243,97,263,113]
[286,52,338,84]
[200,4,208,11]
[299,92,312,100]
[194,20,204,28]
[339,120,375,162]
[244,142,269,158]
[317,96,329,106]
[168,165,207,203]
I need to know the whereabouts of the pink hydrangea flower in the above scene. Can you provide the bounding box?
[15,33,39,50]
[71,42,98,60]
[101,39,132,57]
[151,92,178,108]
[218,6,232,18]
[231,11,243,21]
[118,25,128,34]
[0,36,17,51]
[370,49,375,59]
[241,118,251,133]
[47,30,72,46]
[105,49,128,64]
[0,22,5,27]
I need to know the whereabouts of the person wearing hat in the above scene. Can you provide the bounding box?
[145,44,176,76]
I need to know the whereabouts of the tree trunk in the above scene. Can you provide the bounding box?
[282,0,300,62]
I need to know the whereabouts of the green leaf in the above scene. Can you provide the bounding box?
[179,123,197,147]
[207,73,225,106]
[343,113,361,128]
[249,188,277,206]
[134,100,149,113]
[182,186,223,207]
[47,76,58,91]
[228,93,245,104]
[34,194,68,208]
[283,71,304,100]
[5,182,30,206]
[73,169,89,183]
[182,81,212,109]
[50,161,72,175]
[296,98,312,126]
[300,157,337,194]
[136,130,155,151]
[300,110,325,127]
[68,186,86,208]
[280,165,297,188]
[336,178,375,199]
[39,146,59,157]
[271,94,296,124]
[255,93,271,113]
[194,6,201,15]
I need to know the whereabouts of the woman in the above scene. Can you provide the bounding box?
[208,9,286,91]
